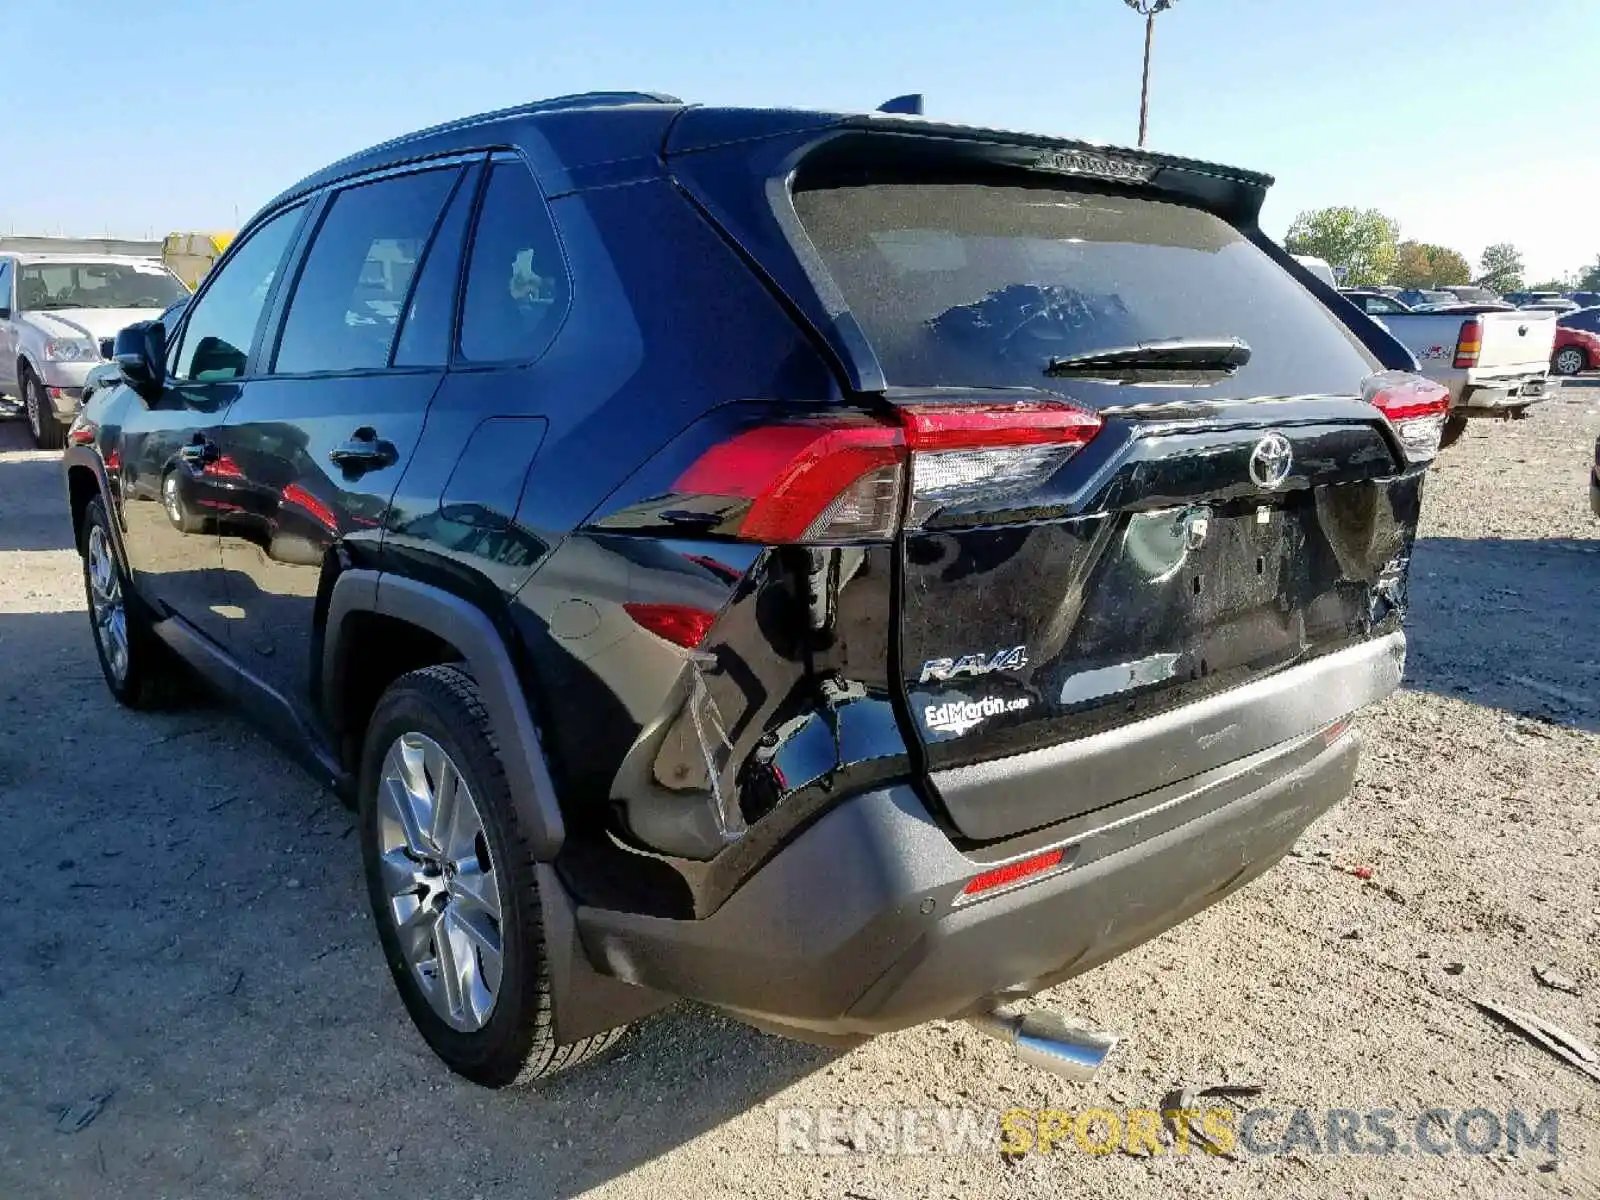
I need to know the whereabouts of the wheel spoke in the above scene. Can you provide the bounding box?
[429,755,461,856]
[378,771,430,857]
[450,860,500,922]
[445,907,499,1026]
[378,848,424,899]
[392,894,438,966]
[434,909,467,1020]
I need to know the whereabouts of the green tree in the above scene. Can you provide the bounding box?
[1478,243,1525,294]
[1577,256,1600,292]
[1285,207,1399,286]
[1425,246,1471,287]
[1392,241,1472,288]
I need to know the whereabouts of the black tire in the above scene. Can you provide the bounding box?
[1439,413,1469,450]
[78,496,187,708]
[1551,346,1587,377]
[358,663,625,1087]
[22,368,66,450]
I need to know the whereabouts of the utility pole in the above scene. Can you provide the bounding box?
[1123,0,1177,147]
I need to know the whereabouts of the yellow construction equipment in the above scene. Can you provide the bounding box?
[162,231,235,289]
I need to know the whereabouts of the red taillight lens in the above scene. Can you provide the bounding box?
[623,602,718,649]
[1453,317,1482,368]
[898,402,1102,451]
[1364,371,1452,464]
[960,847,1066,898]
[672,400,1102,545]
[674,419,904,543]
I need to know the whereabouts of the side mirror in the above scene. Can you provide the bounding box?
[0,306,11,320]
[114,320,166,399]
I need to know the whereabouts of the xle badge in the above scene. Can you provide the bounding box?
[919,645,1029,684]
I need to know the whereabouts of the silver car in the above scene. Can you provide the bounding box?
[0,253,189,448]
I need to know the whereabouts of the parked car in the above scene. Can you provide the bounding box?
[78,300,192,410]
[1396,289,1458,309]
[1571,291,1600,309]
[1291,254,1338,288]
[0,254,190,448]
[1552,308,1600,375]
[1342,289,1414,316]
[1441,286,1500,305]
[1521,298,1579,313]
[1372,305,1556,445]
[63,92,1442,1089]
[1502,291,1559,307]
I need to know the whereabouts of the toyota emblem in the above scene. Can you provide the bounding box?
[1248,432,1293,489]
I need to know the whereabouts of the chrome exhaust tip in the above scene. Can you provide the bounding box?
[966,1008,1119,1083]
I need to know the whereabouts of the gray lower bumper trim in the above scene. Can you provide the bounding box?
[933,632,1405,842]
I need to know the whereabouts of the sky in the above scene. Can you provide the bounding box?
[3,0,1595,280]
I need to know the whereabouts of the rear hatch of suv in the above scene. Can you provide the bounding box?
[667,115,1426,842]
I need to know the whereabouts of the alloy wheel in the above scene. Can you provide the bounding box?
[86,524,129,683]
[1554,348,1584,376]
[377,732,504,1032]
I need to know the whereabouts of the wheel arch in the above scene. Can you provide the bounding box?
[62,446,127,563]
[324,569,672,1043]
[323,569,566,860]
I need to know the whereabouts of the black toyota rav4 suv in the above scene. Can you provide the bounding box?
[64,92,1445,1088]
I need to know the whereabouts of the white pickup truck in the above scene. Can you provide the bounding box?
[1341,292,1555,445]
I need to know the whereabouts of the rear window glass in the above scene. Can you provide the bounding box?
[792,182,1379,397]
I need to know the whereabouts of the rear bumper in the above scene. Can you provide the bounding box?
[1460,371,1549,412]
[577,721,1365,1039]
[935,631,1404,842]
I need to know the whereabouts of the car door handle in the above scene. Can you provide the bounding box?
[179,436,218,465]
[328,428,397,471]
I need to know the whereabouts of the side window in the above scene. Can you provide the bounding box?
[172,205,304,382]
[273,168,461,375]
[393,163,481,367]
[0,260,11,312]
[457,162,569,364]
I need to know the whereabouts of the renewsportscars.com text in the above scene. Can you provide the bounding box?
[773,1106,1560,1159]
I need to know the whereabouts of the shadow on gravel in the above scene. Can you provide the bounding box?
[0,454,75,551]
[1405,535,1599,732]
[0,602,836,1197]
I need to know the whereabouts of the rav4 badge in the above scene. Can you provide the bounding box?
[919,645,1029,684]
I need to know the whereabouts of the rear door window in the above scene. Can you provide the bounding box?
[393,162,481,368]
[457,161,568,364]
[792,182,1379,398]
[273,167,460,375]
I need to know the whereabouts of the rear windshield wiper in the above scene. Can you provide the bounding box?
[1044,337,1252,382]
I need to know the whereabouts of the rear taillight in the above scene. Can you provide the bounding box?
[672,401,1103,544]
[1364,371,1452,464]
[1453,317,1482,368]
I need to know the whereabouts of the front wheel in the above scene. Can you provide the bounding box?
[358,664,625,1087]
[23,370,66,450]
[80,496,186,707]
[1552,346,1587,376]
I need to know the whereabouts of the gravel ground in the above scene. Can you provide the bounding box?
[0,386,1596,1199]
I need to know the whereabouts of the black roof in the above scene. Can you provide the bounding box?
[261,91,1273,226]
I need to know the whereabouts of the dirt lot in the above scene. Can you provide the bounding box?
[1,387,1596,1199]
